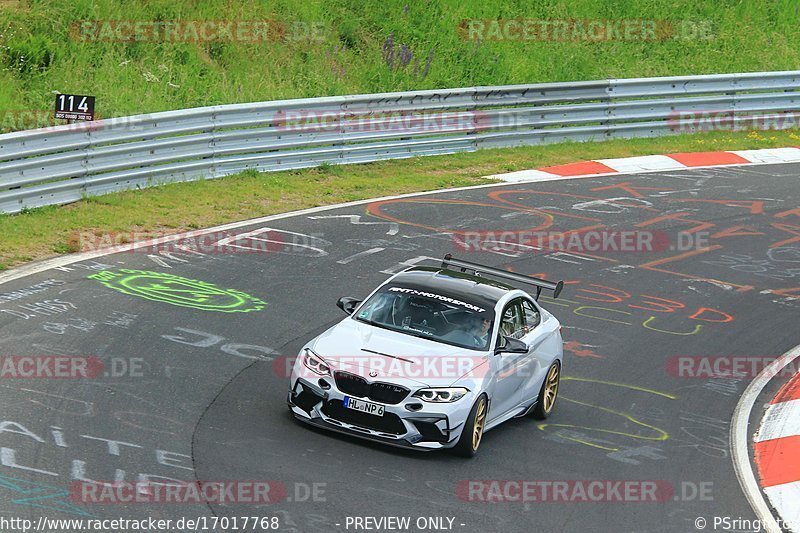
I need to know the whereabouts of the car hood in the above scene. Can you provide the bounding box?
[309,318,489,388]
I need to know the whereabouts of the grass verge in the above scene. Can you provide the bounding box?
[1,128,799,270]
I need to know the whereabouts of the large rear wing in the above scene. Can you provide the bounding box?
[440,254,564,300]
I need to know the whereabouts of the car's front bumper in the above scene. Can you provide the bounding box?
[287,373,476,450]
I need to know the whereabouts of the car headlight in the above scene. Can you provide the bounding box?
[413,387,469,403]
[302,348,331,376]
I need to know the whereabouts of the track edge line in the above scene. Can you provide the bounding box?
[731,343,800,533]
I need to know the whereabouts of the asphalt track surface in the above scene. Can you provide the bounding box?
[0,162,798,533]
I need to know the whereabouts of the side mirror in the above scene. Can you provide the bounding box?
[336,297,361,315]
[495,336,528,355]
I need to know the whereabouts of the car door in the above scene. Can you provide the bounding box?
[489,298,538,419]
[515,298,548,404]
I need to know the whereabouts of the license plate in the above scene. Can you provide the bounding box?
[343,396,384,417]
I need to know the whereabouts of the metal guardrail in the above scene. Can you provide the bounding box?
[1,71,799,213]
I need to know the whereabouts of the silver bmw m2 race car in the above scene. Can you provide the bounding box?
[287,255,564,457]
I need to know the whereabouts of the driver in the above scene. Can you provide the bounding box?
[469,316,491,347]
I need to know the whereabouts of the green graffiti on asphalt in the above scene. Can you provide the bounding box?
[88,270,266,313]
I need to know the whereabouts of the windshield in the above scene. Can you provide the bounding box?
[354,285,495,351]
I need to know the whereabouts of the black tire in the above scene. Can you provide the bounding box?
[533,361,561,420]
[453,394,488,458]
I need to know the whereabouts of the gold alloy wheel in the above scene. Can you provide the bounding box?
[472,397,487,451]
[543,363,560,413]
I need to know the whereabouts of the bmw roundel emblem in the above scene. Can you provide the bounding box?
[369,370,378,377]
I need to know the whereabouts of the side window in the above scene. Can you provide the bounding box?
[499,299,526,340]
[522,299,541,332]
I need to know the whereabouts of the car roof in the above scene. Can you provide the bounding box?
[388,266,517,310]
